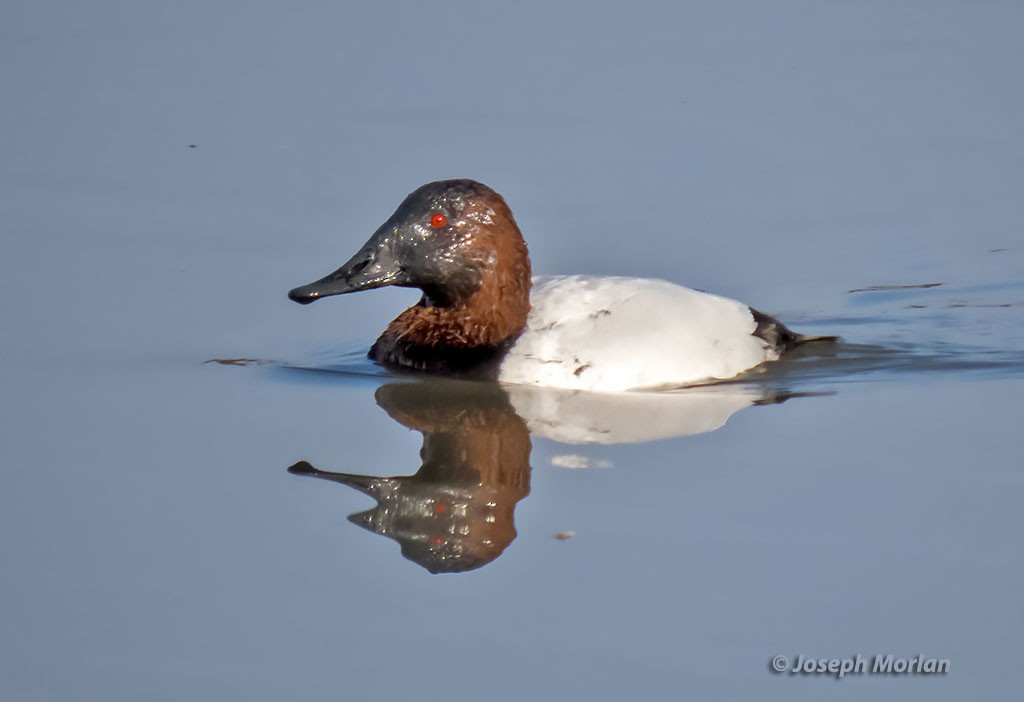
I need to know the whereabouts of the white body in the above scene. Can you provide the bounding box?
[498,276,777,392]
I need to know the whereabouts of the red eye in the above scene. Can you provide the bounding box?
[430,213,447,228]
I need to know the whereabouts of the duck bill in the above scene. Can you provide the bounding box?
[287,461,386,497]
[288,230,404,304]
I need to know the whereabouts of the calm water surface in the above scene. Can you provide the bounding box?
[2,1,1023,700]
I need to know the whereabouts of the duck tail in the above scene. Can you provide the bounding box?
[749,307,838,354]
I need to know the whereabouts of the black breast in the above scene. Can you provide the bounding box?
[368,335,516,380]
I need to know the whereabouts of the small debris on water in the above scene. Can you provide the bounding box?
[204,358,266,366]
[554,531,576,541]
[848,283,944,293]
[550,454,613,469]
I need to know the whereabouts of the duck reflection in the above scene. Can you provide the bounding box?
[288,381,531,574]
[287,371,814,573]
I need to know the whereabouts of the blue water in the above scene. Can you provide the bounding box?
[2,1,1023,700]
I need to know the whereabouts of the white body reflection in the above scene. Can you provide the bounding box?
[506,384,770,444]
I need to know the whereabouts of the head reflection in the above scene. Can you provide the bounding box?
[289,381,531,574]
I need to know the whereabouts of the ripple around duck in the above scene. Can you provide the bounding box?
[275,329,1024,395]
[733,339,1024,389]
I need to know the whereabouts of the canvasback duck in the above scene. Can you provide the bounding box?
[288,179,832,392]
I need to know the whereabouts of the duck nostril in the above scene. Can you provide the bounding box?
[350,258,371,275]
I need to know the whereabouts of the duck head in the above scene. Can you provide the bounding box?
[289,179,530,307]
[289,179,532,372]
